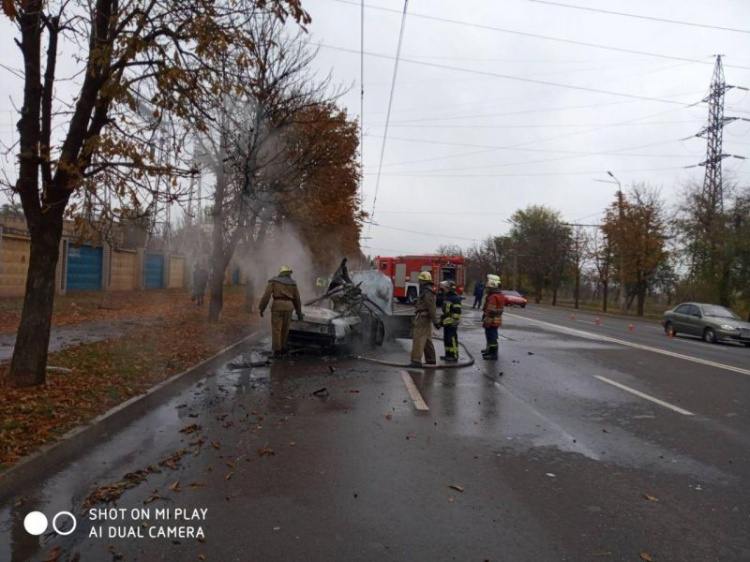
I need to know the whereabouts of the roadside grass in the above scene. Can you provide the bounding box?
[0,291,257,469]
[0,285,244,333]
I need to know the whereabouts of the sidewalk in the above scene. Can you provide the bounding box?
[0,287,259,470]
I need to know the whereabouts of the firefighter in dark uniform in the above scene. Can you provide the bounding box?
[409,271,441,367]
[482,278,506,360]
[259,265,304,357]
[439,280,462,362]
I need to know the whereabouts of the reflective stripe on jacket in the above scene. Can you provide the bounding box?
[482,290,506,328]
[441,292,462,326]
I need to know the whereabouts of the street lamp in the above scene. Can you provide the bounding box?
[607,171,627,313]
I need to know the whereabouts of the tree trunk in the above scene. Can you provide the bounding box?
[207,261,225,323]
[602,282,609,313]
[636,287,646,317]
[244,276,256,312]
[9,222,63,387]
[552,283,559,306]
[573,269,580,309]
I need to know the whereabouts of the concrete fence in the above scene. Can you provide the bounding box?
[0,229,189,297]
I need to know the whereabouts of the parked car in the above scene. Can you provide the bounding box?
[501,290,527,308]
[661,302,750,346]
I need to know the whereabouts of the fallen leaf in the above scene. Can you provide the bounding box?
[257,448,275,457]
[225,472,234,481]
[449,484,464,493]
[189,481,204,489]
[144,493,166,505]
[199,555,206,561]
[180,423,202,434]
[42,546,61,562]
[211,441,222,450]
[639,553,654,562]
[641,493,659,502]
[169,481,181,493]
[385,414,392,421]
[289,441,297,446]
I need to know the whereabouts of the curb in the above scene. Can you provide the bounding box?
[0,329,266,502]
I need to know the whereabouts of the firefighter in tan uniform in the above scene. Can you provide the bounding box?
[259,265,304,357]
[409,271,441,367]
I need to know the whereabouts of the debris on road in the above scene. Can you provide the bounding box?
[312,387,329,397]
[258,448,276,457]
[449,484,465,493]
[641,493,660,502]
[180,423,202,434]
[546,473,556,478]
[639,552,654,561]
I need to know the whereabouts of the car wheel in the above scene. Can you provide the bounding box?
[703,327,717,344]
[664,321,675,336]
[521,304,526,308]
[406,287,417,305]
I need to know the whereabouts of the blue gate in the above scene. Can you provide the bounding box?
[145,253,164,289]
[66,244,103,292]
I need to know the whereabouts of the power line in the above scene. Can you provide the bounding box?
[325,0,750,71]
[320,43,701,107]
[363,164,691,178]
[375,104,698,170]
[367,0,409,237]
[528,1,750,35]
[359,0,364,205]
[365,220,481,242]
[369,120,703,130]
[364,133,695,162]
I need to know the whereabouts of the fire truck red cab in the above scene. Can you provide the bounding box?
[375,255,466,304]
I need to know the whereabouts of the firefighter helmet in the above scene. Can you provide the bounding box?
[440,280,456,290]
[418,271,432,282]
[487,273,500,285]
[279,265,293,274]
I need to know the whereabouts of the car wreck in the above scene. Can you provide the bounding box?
[288,261,411,350]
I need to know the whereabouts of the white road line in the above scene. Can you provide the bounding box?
[400,370,430,411]
[507,314,750,377]
[594,376,695,416]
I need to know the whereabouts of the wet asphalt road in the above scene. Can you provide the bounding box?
[1,304,749,561]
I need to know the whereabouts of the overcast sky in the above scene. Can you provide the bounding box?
[304,0,750,256]
[2,1,750,257]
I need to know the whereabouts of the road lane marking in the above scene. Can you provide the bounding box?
[507,314,750,377]
[400,370,429,411]
[594,376,695,416]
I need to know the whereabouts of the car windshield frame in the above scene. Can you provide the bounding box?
[700,305,740,320]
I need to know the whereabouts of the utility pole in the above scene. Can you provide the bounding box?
[608,171,627,313]
[700,55,729,216]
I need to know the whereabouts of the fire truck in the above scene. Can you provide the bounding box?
[374,255,466,304]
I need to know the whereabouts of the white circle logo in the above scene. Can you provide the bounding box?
[52,511,77,536]
[23,511,48,536]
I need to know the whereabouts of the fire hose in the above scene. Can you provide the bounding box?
[357,340,475,370]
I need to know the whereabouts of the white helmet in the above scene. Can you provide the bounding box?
[487,274,500,284]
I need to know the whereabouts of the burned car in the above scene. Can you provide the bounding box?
[288,261,411,349]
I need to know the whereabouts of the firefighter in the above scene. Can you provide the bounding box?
[259,265,304,357]
[439,280,462,362]
[482,278,506,360]
[409,271,441,367]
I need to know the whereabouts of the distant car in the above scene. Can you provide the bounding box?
[661,302,750,346]
[501,290,527,308]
